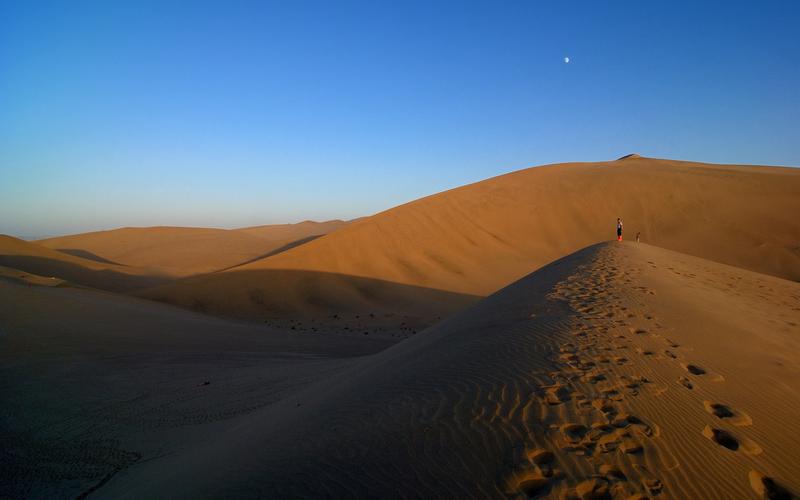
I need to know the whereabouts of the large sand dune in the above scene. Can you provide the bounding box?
[8,242,793,498]
[140,157,800,323]
[0,269,392,498]
[36,220,349,276]
[0,235,170,292]
[234,219,351,242]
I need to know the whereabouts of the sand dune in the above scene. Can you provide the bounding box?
[36,220,349,276]
[0,271,393,498]
[234,219,351,242]
[0,265,68,287]
[4,157,800,498]
[140,157,800,323]
[0,235,170,292]
[142,268,477,334]
[59,242,799,498]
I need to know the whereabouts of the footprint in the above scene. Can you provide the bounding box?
[592,398,617,417]
[526,448,555,466]
[702,401,753,427]
[598,464,626,482]
[703,401,734,418]
[678,377,693,389]
[634,465,664,496]
[600,387,625,401]
[509,470,553,498]
[748,470,792,500]
[587,423,615,441]
[575,478,610,499]
[705,427,738,450]
[542,384,571,405]
[619,439,643,454]
[683,364,706,375]
[701,426,761,454]
[582,370,607,383]
[614,413,656,437]
[621,375,649,387]
[561,423,589,444]
[663,350,677,359]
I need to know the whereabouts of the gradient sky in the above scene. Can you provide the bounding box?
[2,1,799,238]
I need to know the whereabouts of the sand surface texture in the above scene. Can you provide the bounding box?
[5,242,796,498]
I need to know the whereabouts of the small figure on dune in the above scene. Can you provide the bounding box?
[616,218,623,241]
[636,232,641,243]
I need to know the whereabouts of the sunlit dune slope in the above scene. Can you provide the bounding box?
[0,235,169,292]
[102,242,800,498]
[36,220,350,276]
[234,219,351,242]
[140,157,800,321]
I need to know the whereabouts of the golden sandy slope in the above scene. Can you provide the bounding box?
[235,219,350,242]
[140,157,800,322]
[0,235,169,292]
[94,242,799,498]
[36,220,349,276]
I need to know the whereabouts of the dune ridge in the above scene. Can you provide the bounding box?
[95,242,800,498]
[35,220,350,276]
[0,235,170,292]
[140,157,800,323]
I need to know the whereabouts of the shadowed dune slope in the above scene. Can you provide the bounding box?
[0,235,170,292]
[36,221,350,276]
[101,242,800,498]
[141,269,479,325]
[141,157,800,321]
[0,271,393,498]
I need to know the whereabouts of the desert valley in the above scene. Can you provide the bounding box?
[2,156,799,498]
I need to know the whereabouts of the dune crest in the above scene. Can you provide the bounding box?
[93,242,800,498]
[140,157,800,323]
[35,220,350,276]
[0,235,170,292]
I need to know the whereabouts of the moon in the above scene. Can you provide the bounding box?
[564,56,570,63]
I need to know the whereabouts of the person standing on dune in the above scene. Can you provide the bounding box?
[616,218,623,241]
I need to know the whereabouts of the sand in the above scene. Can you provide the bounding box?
[0,270,393,498]
[234,219,351,242]
[139,157,800,325]
[0,235,170,292]
[5,242,797,498]
[3,156,799,498]
[36,220,349,277]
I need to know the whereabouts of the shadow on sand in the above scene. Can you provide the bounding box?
[0,255,172,292]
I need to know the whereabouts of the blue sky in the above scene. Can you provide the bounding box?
[1,1,799,237]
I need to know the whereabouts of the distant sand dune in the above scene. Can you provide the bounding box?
[36,220,350,276]
[140,157,800,323]
[0,235,170,292]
